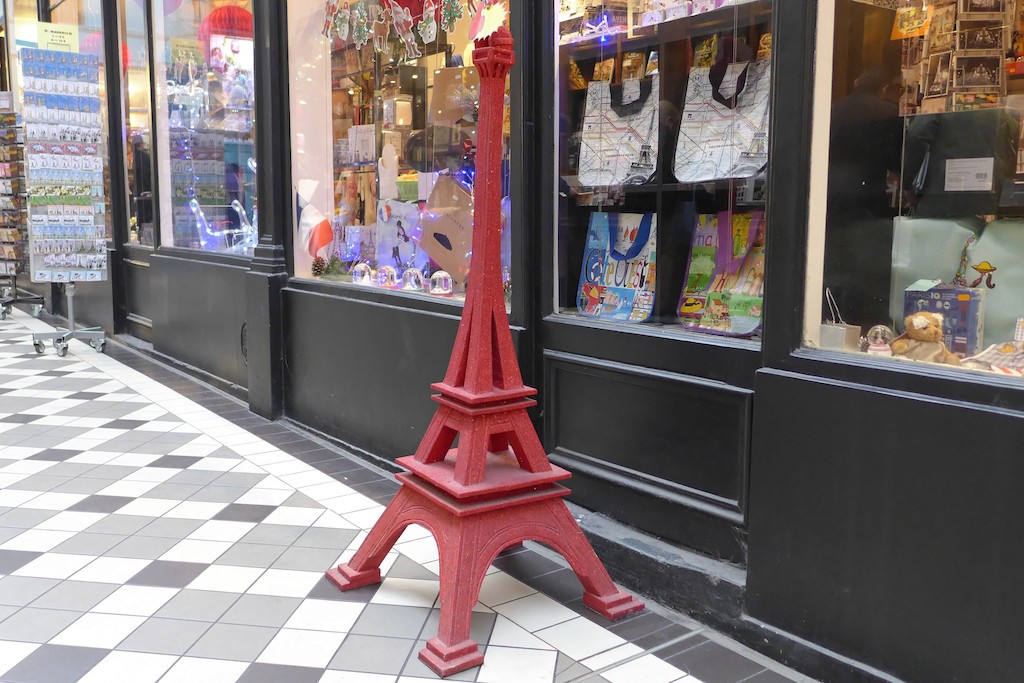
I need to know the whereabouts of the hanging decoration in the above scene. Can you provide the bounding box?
[469,0,507,42]
[323,0,339,35]
[351,2,373,48]
[391,5,423,58]
[372,5,392,53]
[335,2,352,42]
[418,0,438,42]
[440,0,464,33]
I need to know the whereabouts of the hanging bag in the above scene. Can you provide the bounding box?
[673,59,771,183]
[578,74,660,187]
[577,212,657,322]
[678,211,766,336]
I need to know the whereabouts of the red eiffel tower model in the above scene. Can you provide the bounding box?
[326,25,644,678]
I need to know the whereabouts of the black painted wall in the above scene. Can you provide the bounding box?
[747,369,1024,683]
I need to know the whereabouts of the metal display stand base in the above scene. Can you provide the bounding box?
[31,282,105,357]
[0,273,44,321]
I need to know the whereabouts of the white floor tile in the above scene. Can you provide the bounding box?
[164,501,229,520]
[0,529,76,552]
[188,564,265,593]
[247,568,322,598]
[486,616,556,650]
[257,628,346,667]
[262,507,324,527]
[0,490,42,507]
[312,511,358,530]
[343,506,386,529]
[602,654,689,683]
[51,613,147,648]
[369,578,439,608]
[160,539,232,563]
[391,536,439,564]
[0,641,39,677]
[535,616,628,660]
[187,521,257,543]
[12,553,96,580]
[492,593,578,633]
[93,585,179,616]
[189,458,238,472]
[96,479,160,497]
[115,498,180,517]
[159,656,249,683]
[19,492,87,511]
[580,643,645,670]
[320,673,398,683]
[477,572,538,608]
[77,651,176,683]
[233,488,292,506]
[285,599,365,632]
[477,645,558,683]
[106,453,163,467]
[324,494,380,515]
[124,467,178,483]
[34,511,106,532]
[71,557,152,583]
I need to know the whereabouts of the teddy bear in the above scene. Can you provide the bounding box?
[890,311,961,366]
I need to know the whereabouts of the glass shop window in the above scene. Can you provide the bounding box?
[151,0,258,256]
[806,0,1024,382]
[288,0,513,305]
[121,0,157,248]
[555,1,772,336]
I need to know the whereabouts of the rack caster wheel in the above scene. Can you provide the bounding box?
[30,304,42,318]
[33,341,44,354]
[90,339,105,353]
[0,305,9,321]
[54,341,68,358]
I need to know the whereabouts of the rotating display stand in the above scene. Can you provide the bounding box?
[31,282,104,356]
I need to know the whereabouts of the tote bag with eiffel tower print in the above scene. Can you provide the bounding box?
[673,59,771,183]
[578,75,660,187]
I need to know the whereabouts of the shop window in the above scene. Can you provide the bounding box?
[806,0,1024,381]
[288,0,513,305]
[151,0,257,256]
[555,1,772,336]
[120,0,156,248]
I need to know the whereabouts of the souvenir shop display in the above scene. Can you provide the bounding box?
[0,108,44,320]
[19,48,107,355]
[576,212,657,322]
[578,73,660,187]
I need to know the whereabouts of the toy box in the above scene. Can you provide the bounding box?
[904,279,986,358]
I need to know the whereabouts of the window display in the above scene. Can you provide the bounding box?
[808,0,1024,381]
[121,0,157,248]
[289,0,513,305]
[152,0,257,256]
[555,0,773,336]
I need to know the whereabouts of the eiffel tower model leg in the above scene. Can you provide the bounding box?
[326,27,643,678]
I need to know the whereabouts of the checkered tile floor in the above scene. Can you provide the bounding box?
[0,308,810,683]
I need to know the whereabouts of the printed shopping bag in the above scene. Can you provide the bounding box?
[952,219,1024,345]
[578,74,660,187]
[420,174,473,285]
[376,199,428,273]
[677,211,765,336]
[577,212,657,322]
[673,59,771,183]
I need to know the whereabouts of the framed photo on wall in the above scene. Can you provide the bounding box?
[957,19,1005,50]
[959,0,1007,18]
[926,51,952,97]
[953,53,1003,89]
[929,2,957,53]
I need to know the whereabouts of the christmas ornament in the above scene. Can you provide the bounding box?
[372,5,392,53]
[391,5,422,58]
[335,2,352,42]
[311,256,327,277]
[352,2,372,48]
[440,0,463,33]
[418,0,439,43]
[323,0,339,36]
[469,0,507,41]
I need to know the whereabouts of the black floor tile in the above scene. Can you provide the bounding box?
[214,504,277,523]
[492,548,564,580]
[100,419,150,430]
[27,449,79,462]
[529,568,585,603]
[0,549,43,573]
[148,455,202,469]
[238,663,325,683]
[128,560,209,588]
[740,669,794,683]
[350,480,400,500]
[67,495,134,513]
[1,645,108,683]
[0,414,39,424]
[332,468,389,487]
[607,610,676,641]
[665,641,765,683]
[636,627,706,654]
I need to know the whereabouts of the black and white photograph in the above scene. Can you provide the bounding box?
[926,51,952,97]
[954,53,1003,88]
[958,19,1004,50]
[929,3,958,52]
[959,0,1007,16]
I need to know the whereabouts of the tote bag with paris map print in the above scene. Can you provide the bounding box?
[578,75,660,187]
[577,212,657,322]
[674,59,771,183]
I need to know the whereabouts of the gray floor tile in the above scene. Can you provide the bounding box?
[388,555,443,581]
[0,607,82,642]
[0,576,61,606]
[220,594,301,628]
[214,543,287,568]
[141,483,204,500]
[240,524,306,546]
[0,508,58,528]
[666,641,766,683]
[214,504,276,523]
[420,608,497,645]
[66,495,134,514]
[130,442,180,455]
[188,486,246,503]
[78,465,140,480]
[135,517,205,539]
[47,478,111,495]
[156,589,240,622]
[187,622,277,661]
[163,469,221,485]
[33,463,97,478]
[328,634,415,674]
[351,604,431,640]
[402,639,479,680]
[270,547,341,572]
[8,474,73,489]
[26,449,79,462]
[30,580,118,611]
[0,603,17,624]
[85,514,152,536]
[117,616,212,655]
[556,663,608,683]
[0,527,25,545]
[213,473,269,489]
[0,644,108,683]
[52,532,127,556]
[127,560,209,588]
[107,535,179,560]
[305,576,380,603]
[0,549,42,574]
[283,492,323,509]
[293,528,359,551]
[238,663,325,683]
